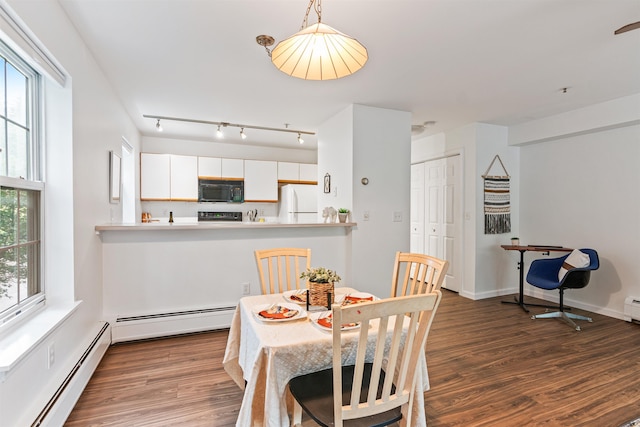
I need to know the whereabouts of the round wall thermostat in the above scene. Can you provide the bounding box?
[361,177,369,185]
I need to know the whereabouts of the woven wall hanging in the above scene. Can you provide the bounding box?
[482,155,511,234]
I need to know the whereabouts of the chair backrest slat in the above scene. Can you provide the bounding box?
[391,251,449,297]
[332,291,442,425]
[254,248,311,295]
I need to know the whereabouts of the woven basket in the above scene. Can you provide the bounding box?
[307,281,334,306]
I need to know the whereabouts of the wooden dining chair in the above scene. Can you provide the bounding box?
[288,291,442,427]
[390,251,449,297]
[254,248,311,294]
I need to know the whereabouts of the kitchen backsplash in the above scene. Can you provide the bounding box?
[140,201,279,222]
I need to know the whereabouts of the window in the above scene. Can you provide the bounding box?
[0,39,42,326]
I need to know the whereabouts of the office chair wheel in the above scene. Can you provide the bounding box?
[575,325,581,331]
[531,315,536,320]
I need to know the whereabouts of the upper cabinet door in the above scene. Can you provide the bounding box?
[141,153,171,200]
[298,163,318,183]
[222,158,244,179]
[244,160,277,202]
[278,162,299,181]
[198,156,222,178]
[170,155,198,201]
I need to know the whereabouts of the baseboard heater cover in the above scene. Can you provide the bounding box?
[31,322,110,427]
[623,297,640,323]
[112,306,236,343]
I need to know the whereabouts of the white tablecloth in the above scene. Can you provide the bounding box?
[222,288,429,427]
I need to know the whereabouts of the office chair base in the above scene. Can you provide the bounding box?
[531,310,592,331]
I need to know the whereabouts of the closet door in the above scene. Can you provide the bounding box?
[415,155,462,292]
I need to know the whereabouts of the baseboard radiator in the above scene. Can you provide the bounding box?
[112,306,236,343]
[624,297,640,323]
[32,321,110,427]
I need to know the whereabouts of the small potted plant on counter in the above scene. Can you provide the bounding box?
[510,236,520,246]
[338,208,350,223]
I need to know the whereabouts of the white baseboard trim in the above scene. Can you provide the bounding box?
[34,321,110,427]
[111,307,235,343]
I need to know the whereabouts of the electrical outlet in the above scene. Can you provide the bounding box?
[259,209,265,216]
[47,343,55,369]
[363,211,370,221]
[392,211,403,222]
[242,282,251,295]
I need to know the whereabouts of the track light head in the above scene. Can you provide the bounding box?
[297,133,304,144]
[240,128,247,139]
[156,119,163,132]
[216,125,224,138]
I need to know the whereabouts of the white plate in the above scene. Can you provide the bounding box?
[253,302,307,322]
[283,289,308,305]
[311,311,360,331]
[341,292,377,306]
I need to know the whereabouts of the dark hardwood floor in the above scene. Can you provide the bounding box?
[65,291,640,426]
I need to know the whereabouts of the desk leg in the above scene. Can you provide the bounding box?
[501,250,530,312]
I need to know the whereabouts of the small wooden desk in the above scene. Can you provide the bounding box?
[500,245,573,312]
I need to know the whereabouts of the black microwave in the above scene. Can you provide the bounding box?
[198,179,244,203]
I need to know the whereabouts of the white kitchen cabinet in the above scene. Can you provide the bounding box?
[278,162,318,183]
[244,160,277,202]
[299,163,317,183]
[170,155,198,201]
[140,153,171,200]
[222,158,244,178]
[198,156,222,178]
[278,162,299,181]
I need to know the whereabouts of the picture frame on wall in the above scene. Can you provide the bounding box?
[324,173,331,193]
[109,150,121,204]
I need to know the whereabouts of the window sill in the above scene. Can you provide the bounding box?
[0,301,81,383]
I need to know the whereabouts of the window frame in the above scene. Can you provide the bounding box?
[0,38,43,329]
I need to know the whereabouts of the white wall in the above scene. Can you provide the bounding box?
[352,105,412,297]
[319,104,412,298]
[0,1,141,425]
[512,95,640,319]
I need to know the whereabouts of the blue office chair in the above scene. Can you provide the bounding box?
[526,248,599,331]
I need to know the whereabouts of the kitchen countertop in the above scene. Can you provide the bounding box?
[95,221,356,232]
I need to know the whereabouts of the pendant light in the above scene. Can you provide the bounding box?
[257,0,367,80]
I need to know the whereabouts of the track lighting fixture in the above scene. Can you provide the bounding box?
[143,114,315,144]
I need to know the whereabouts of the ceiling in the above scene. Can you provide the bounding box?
[58,0,640,150]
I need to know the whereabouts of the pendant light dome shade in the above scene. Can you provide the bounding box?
[270,22,368,80]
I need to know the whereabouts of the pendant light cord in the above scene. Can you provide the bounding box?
[301,0,322,29]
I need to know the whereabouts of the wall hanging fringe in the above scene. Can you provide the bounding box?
[482,155,511,234]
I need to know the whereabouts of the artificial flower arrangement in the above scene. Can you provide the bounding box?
[300,267,341,283]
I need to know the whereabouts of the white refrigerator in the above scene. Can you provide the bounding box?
[278,184,318,223]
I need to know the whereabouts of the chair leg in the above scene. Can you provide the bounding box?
[531,311,592,331]
[530,287,592,330]
[291,400,302,427]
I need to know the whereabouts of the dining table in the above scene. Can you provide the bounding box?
[222,287,430,427]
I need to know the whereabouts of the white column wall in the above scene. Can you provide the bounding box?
[319,104,411,298]
[351,105,412,297]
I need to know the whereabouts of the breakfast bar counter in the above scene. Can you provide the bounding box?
[95,221,356,233]
[95,220,355,343]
